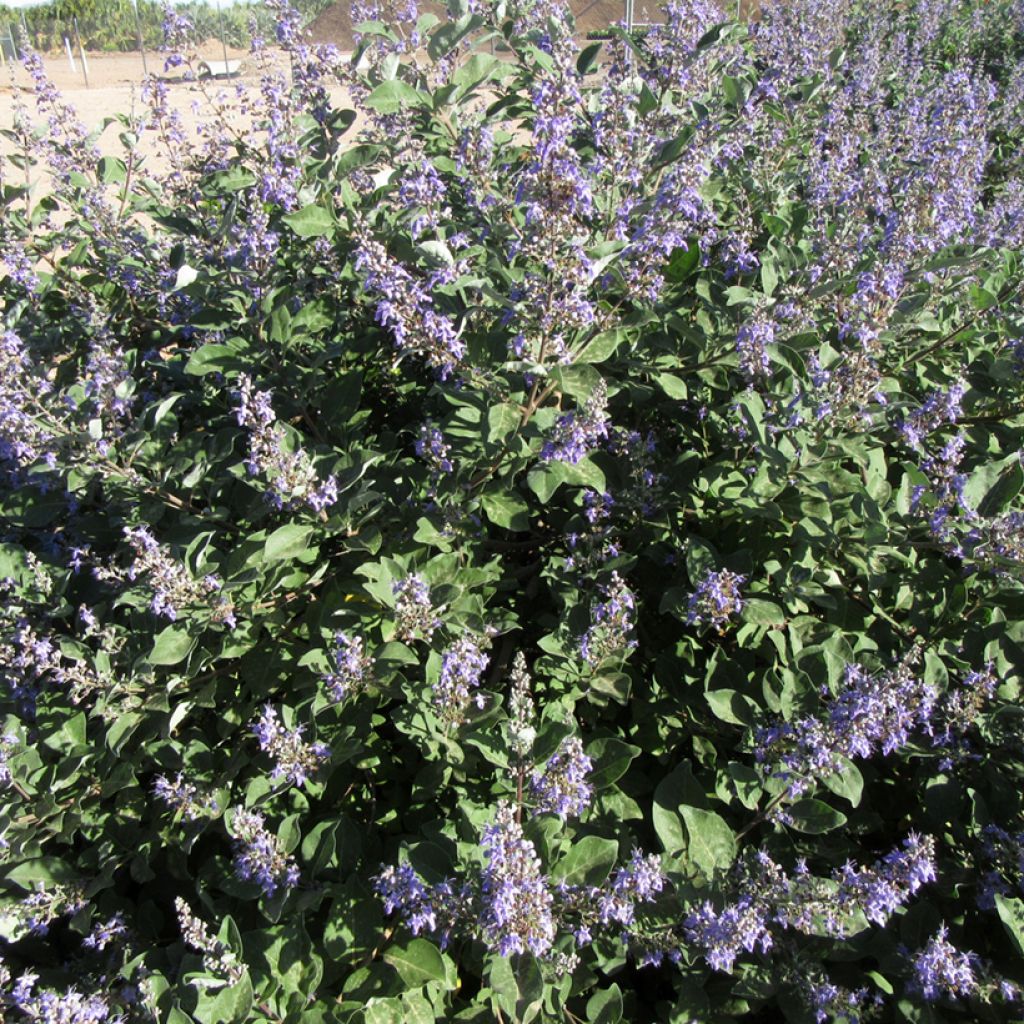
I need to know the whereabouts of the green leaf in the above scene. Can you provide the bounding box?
[705,689,758,727]
[364,999,404,1024]
[637,82,659,115]
[481,493,530,531]
[487,403,521,443]
[966,454,1024,517]
[278,813,302,854]
[382,938,447,987]
[149,624,196,666]
[365,79,427,115]
[335,143,384,175]
[586,737,641,789]
[451,52,503,92]
[97,155,126,184]
[995,895,1024,958]
[59,710,88,748]
[681,806,737,875]
[653,764,704,855]
[527,465,559,504]
[656,373,688,399]
[576,329,626,364]
[576,40,602,75]
[428,13,483,60]
[685,537,718,582]
[822,757,864,807]
[787,798,848,834]
[528,458,606,503]
[264,524,314,561]
[550,364,602,399]
[969,283,998,310]
[205,166,256,193]
[665,243,699,283]
[741,599,785,626]
[587,984,623,1024]
[400,991,438,1024]
[6,857,79,889]
[489,954,543,1024]
[184,343,247,376]
[282,204,336,238]
[722,74,750,107]
[207,972,253,1024]
[554,836,619,886]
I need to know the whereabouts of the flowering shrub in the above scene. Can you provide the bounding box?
[2,0,1024,1020]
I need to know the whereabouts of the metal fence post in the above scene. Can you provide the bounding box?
[73,15,89,87]
[133,0,149,76]
[217,0,230,69]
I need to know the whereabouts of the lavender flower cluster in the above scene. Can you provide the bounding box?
[434,637,489,726]
[118,526,233,626]
[377,799,667,960]
[530,736,593,819]
[322,631,374,703]
[578,572,637,665]
[83,912,128,953]
[911,924,978,1001]
[352,231,465,380]
[541,381,609,465]
[6,973,114,1024]
[234,375,338,514]
[479,802,557,956]
[153,771,218,820]
[0,329,60,480]
[0,611,102,714]
[415,422,453,495]
[504,652,537,758]
[760,655,1001,796]
[230,808,299,897]
[251,704,330,788]
[176,898,246,985]
[4,883,87,941]
[757,658,937,794]
[977,822,1024,910]
[0,731,18,787]
[392,573,442,642]
[686,568,746,630]
[911,433,976,547]
[563,850,667,948]
[898,380,967,450]
[684,835,935,972]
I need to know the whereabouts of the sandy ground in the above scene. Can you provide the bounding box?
[0,47,360,184]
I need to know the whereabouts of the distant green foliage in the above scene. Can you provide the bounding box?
[0,0,331,52]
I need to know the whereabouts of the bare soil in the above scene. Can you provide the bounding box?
[0,46,365,182]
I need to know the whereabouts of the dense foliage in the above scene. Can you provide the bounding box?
[2,0,1024,1021]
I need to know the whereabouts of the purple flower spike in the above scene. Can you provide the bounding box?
[530,736,593,819]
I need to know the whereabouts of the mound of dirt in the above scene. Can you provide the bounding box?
[307,2,447,49]
[306,1,668,50]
